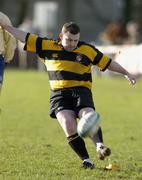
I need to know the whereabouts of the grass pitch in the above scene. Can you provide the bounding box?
[0,69,142,180]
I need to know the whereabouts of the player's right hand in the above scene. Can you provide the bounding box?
[124,74,136,86]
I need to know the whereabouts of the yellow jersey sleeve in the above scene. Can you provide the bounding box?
[92,47,112,71]
[24,33,38,52]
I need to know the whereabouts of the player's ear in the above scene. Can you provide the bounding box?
[59,33,63,40]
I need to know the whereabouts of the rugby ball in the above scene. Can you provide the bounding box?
[77,111,100,138]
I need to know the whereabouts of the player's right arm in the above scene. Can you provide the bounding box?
[0,22,27,43]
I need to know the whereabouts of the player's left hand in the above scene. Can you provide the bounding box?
[124,74,136,85]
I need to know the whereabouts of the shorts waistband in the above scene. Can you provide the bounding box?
[51,86,90,92]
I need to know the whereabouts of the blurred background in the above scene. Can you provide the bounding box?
[1,0,142,74]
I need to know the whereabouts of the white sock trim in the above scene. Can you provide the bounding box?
[96,143,105,151]
[83,158,93,164]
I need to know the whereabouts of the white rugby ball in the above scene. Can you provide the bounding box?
[77,112,100,138]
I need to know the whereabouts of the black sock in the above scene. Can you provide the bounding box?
[67,133,89,160]
[92,127,104,143]
[97,127,103,143]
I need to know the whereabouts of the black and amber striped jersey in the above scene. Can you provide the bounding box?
[24,33,111,90]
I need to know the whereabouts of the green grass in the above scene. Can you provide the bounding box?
[0,69,142,180]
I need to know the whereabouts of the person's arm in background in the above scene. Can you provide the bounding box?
[0,12,17,62]
[108,60,136,85]
[4,30,17,62]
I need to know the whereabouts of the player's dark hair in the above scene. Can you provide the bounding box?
[61,22,80,34]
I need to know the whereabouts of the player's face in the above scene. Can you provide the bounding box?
[60,32,80,51]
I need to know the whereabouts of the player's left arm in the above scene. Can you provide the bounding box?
[108,60,136,85]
